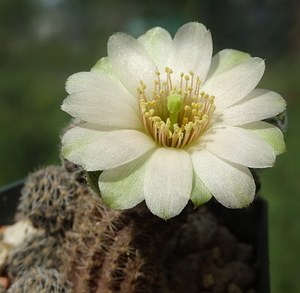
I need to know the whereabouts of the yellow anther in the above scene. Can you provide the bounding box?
[192,109,197,115]
[189,71,194,76]
[150,116,161,122]
[187,87,193,92]
[184,105,191,112]
[184,75,189,81]
[180,72,184,77]
[155,71,160,76]
[149,109,155,116]
[182,117,188,124]
[185,122,193,133]
[166,118,171,128]
[209,96,215,103]
[202,114,209,121]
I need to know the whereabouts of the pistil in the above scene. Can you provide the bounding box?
[167,94,183,132]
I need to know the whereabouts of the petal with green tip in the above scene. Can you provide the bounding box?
[239,121,286,155]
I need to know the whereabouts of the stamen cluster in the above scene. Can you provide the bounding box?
[137,68,216,148]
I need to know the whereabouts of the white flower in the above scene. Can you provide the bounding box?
[61,22,286,219]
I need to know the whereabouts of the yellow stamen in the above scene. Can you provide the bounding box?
[137,69,216,148]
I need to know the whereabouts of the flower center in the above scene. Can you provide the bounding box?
[137,68,216,148]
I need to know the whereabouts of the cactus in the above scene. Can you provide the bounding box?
[58,192,187,293]
[18,165,87,235]
[7,267,73,293]
[7,231,62,280]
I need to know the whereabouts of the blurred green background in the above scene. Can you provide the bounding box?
[0,0,299,291]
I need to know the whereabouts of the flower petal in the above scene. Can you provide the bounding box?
[190,171,212,207]
[171,22,212,81]
[212,88,287,127]
[64,72,137,110]
[144,148,192,219]
[90,57,120,81]
[196,126,276,168]
[108,32,157,95]
[191,149,255,208]
[99,151,153,209]
[62,90,142,129]
[205,49,251,80]
[202,50,265,110]
[240,121,286,155]
[62,123,156,171]
[138,27,174,73]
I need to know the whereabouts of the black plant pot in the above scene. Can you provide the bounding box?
[0,181,270,293]
[207,197,270,293]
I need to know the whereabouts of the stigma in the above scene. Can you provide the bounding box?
[137,68,216,148]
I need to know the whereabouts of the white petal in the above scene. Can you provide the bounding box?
[108,32,157,95]
[90,57,120,81]
[66,72,105,94]
[62,123,156,171]
[65,72,137,110]
[190,171,212,207]
[171,22,212,81]
[205,49,251,80]
[144,148,192,219]
[62,90,142,129]
[240,121,286,155]
[202,53,265,110]
[212,89,287,127]
[197,126,276,168]
[191,149,255,208]
[138,27,174,73]
[99,151,153,209]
